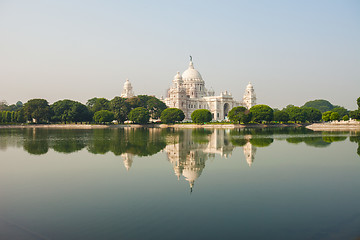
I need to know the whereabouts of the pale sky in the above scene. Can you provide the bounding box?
[0,0,359,109]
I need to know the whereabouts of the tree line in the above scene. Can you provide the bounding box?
[0,97,359,125]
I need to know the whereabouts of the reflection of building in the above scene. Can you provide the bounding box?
[121,153,134,171]
[164,130,236,191]
[164,59,257,120]
[121,79,135,98]
[243,141,257,167]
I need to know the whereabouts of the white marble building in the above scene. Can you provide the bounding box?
[121,79,135,98]
[164,59,256,120]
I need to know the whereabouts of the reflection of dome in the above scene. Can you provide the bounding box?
[182,167,203,190]
[182,61,203,81]
[246,82,253,89]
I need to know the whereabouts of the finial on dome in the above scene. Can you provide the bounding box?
[189,56,194,69]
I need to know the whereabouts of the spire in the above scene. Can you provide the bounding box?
[189,55,194,69]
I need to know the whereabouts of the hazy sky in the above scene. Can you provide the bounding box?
[0,0,359,109]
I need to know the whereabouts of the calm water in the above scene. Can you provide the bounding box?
[0,127,359,240]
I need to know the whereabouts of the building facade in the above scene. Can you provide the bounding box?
[164,59,256,120]
[121,79,135,98]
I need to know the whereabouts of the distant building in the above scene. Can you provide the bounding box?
[164,59,256,120]
[121,79,135,98]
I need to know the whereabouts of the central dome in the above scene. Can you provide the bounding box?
[182,61,203,81]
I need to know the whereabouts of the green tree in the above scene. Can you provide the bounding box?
[250,105,274,123]
[330,112,340,121]
[110,97,130,123]
[322,111,332,122]
[86,98,110,113]
[343,115,349,121]
[71,102,92,123]
[357,97,360,109]
[284,106,305,122]
[349,110,360,120]
[146,97,167,119]
[191,109,212,124]
[93,110,114,123]
[302,99,334,113]
[128,107,150,124]
[160,108,185,124]
[51,100,91,123]
[5,111,12,123]
[274,110,289,122]
[331,107,349,118]
[126,97,142,110]
[16,109,25,123]
[302,107,322,122]
[23,99,51,123]
[228,106,252,124]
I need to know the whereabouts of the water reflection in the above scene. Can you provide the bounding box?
[0,127,359,191]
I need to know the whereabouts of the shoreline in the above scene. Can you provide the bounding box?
[0,123,306,129]
[0,122,359,130]
[305,122,360,131]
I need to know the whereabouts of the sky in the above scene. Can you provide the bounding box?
[0,0,359,109]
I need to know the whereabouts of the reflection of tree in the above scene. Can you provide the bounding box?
[322,136,347,143]
[87,128,167,157]
[304,137,331,148]
[191,129,212,144]
[350,135,360,157]
[249,138,273,147]
[50,130,87,153]
[23,128,49,155]
[230,138,248,147]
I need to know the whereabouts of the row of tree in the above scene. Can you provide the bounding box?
[1,97,359,125]
[0,95,168,124]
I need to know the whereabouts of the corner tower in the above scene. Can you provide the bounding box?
[243,82,256,109]
[121,79,135,98]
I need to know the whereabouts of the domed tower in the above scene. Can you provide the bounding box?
[167,71,187,109]
[121,79,135,98]
[182,58,207,98]
[172,71,183,89]
[243,82,256,109]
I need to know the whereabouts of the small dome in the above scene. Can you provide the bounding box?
[174,71,182,80]
[124,79,131,86]
[246,82,253,88]
[182,61,203,81]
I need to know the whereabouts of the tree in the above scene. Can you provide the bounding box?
[160,108,185,124]
[86,98,110,113]
[0,100,7,111]
[343,115,349,121]
[71,102,92,123]
[16,108,25,123]
[191,109,212,124]
[126,97,142,110]
[274,110,289,122]
[357,97,360,109]
[110,97,130,123]
[330,112,340,121]
[322,111,332,122]
[302,107,322,122]
[228,106,252,124]
[250,105,273,123]
[302,99,334,113]
[284,106,306,122]
[331,107,349,118]
[349,110,360,120]
[93,110,114,123]
[146,97,167,119]
[128,107,150,124]
[23,99,51,123]
[51,100,91,123]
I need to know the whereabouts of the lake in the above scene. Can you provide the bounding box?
[0,127,359,240]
